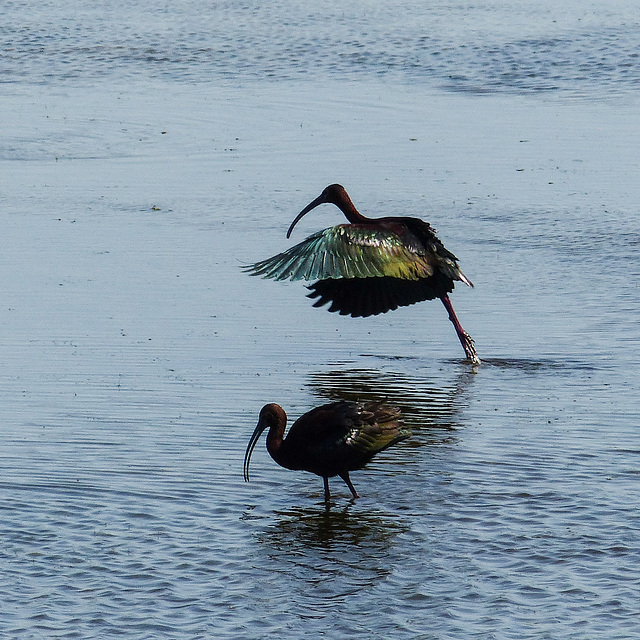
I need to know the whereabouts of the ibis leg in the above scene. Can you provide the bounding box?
[339,471,360,499]
[440,295,480,364]
[323,477,331,502]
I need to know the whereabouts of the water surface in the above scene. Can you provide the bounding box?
[1,1,640,638]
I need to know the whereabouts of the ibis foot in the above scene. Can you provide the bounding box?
[461,331,480,365]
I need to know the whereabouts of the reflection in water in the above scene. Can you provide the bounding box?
[258,504,406,551]
[253,504,407,595]
[306,367,475,438]
[244,505,410,626]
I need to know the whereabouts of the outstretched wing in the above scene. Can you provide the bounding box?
[243,225,436,282]
[306,274,454,317]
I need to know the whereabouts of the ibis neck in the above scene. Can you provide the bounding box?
[335,194,369,224]
[260,404,287,466]
[267,429,301,471]
[268,426,300,472]
[266,428,284,460]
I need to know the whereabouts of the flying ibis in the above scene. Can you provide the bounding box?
[245,184,479,364]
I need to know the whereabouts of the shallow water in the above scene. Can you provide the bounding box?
[2,1,640,638]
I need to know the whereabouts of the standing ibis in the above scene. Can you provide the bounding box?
[243,401,409,501]
[245,184,479,364]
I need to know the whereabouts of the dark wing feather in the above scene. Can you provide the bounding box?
[307,273,455,317]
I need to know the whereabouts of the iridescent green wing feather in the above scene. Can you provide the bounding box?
[244,225,434,282]
[340,402,408,455]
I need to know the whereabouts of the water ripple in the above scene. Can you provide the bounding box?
[2,1,639,95]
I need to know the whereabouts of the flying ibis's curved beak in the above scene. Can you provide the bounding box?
[286,191,329,238]
[243,416,269,482]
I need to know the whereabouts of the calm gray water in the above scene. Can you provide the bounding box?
[2,1,640,638]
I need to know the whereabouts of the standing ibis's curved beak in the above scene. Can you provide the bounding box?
[286,191,329,239]
[243,416,269,482]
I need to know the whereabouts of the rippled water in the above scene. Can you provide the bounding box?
[3,0,640,95]
[2,1,640,638]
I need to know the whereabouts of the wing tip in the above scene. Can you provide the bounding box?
[458,270,474,288]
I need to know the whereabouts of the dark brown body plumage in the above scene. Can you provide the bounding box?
[244,401,408,501]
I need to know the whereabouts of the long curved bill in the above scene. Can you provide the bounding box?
[286,192,329,238]
[243,420,267,482]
